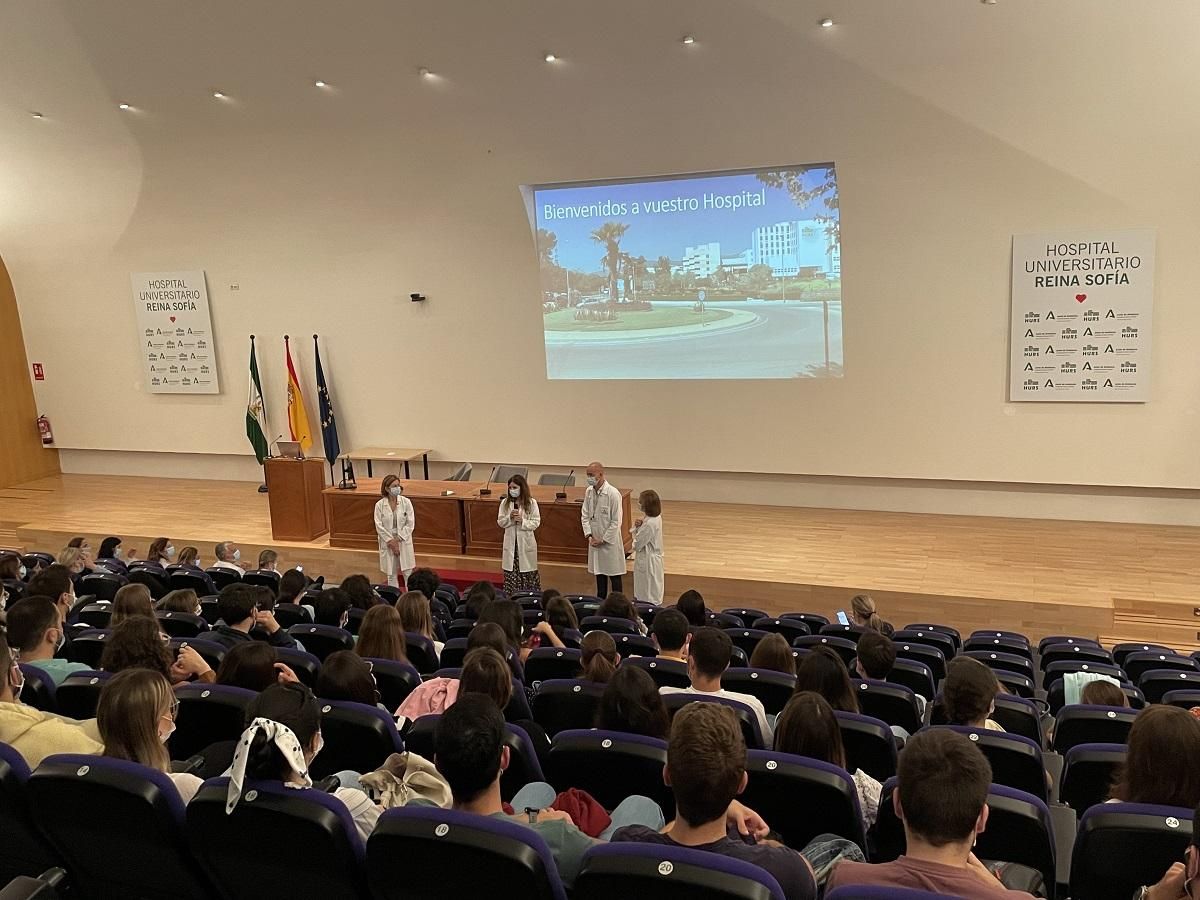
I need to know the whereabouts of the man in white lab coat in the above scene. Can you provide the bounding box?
[581,461,625,597]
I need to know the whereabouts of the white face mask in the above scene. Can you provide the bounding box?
[54,630,66,653]
[159,719,176,744]
[586,475,597,488]
[311,732,324,760]
[18,565,26,579]
[112,548,122,560]
[10,667,24,701]
[389,486,403,497]
[508,486,520,499]
[165,545,176,559]
[232,549,241,562]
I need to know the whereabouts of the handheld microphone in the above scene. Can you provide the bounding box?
[555,469,574,501]
[479,465,497,497]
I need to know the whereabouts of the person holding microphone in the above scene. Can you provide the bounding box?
[581,461,625,598]
[632,489,664,604]
[498,474,542,594]
[374,474,415,588]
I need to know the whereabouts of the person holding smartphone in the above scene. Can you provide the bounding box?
[498,474,541,594]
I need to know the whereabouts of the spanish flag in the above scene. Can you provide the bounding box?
[284,336,313,453]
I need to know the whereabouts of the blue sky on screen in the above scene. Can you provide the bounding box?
[534,166,837,272]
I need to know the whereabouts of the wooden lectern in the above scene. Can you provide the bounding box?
[264,458,329,541]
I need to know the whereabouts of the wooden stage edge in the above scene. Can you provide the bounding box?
[5,473,1200,651]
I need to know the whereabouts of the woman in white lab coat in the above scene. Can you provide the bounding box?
[374,474,415,588]
[632,489,665,604]
[498,474,541,594]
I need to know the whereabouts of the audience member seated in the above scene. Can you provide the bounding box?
[57,546,87,582]
[209,584,297,650]
[1141,801,1200,900]
[595,664,670,739]
[111,583,155,626]
[355,604,410,663]
[0,632,102,766]
[464,581,497,619]
[176,546,202,569]
[276,568,314,618]
[211,541,245,575]
[850,593,894,636]
[794,646,860,714]
[5,597,89,684]
[225,682,381,842]
[419,693,663,888]
[98,667,202,802]
[216,641,300,692]
[542,591,579,640]
[397,591,443,659]
[477,599,527,660]
[660,627,773,745]
[943,656,1004,730]
[856,630,926,715]
[652,607,691,662]
[145,537,174,566]
[101,616,215,687]
[98,535,131,564]
[611,701,864,897]
[24,565,77,625]
[749,633,797,676]
[775,692,881,828]
[1110,705,1200,809]
[316,650,382,707]
[1080,679,1128,707]
[580,631,620,684]
[395,634,512,720]
[0,552,24,582]
[342,574,382,611]
[675,589,708,627]
[157,588,202,616]
[598,592,647,635]
[826,729,1034,896]
[406,567,441,602]
[257,549,279,573]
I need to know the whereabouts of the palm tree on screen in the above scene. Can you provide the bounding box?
[590,222,629,303]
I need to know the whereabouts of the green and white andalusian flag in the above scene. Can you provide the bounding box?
[246,340,269,464]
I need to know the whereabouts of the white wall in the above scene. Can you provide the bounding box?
[5,0,1200,519]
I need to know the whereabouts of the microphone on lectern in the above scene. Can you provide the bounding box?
[479,465,497,497]
[556,469,574,501]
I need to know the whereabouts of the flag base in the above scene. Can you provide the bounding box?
[257,483,268,493]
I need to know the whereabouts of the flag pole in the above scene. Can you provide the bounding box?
[252,334,268,494]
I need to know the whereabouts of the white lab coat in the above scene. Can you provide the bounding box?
[582,480,625,576]
[633,514,664,604]
[498,498,541,573]
[374,495,415,578]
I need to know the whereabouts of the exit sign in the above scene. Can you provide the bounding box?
[32,363,44,381]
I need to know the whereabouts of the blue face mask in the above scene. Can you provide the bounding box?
[586,476,597,488]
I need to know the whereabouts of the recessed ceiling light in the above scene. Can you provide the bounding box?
[681,35,696,45]
[314,80,327,88]
[118,103,131,110]
[212,91,227,99]
[418,67,431,77]
[31,111,44,119]
[544,53,558,62]
[981,0,997,4]
[819,17,834,27]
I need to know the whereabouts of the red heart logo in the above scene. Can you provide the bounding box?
[1075,294,1086,303]
[169,316,176,322]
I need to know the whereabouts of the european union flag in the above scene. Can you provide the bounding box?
[314,337,341,467]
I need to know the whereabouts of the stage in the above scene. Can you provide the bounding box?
[2,474,1198,649]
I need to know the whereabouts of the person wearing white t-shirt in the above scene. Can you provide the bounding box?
[660,626,773,747]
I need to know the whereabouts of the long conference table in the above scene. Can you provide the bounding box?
[322,480,633,565]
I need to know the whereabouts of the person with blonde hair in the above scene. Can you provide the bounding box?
[98,668,202,803]
[56,546,86,578]
[397,591,442,660]
[176,546,201,569]
[632,489,665,604]
[355,604,409,663]
[849,594,893,637]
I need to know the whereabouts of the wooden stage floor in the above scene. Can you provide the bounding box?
[3,474,1198,649]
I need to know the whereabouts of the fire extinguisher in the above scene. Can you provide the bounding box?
[37,415,53,446]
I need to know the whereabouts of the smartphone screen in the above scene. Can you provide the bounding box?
[836,610,850,626]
